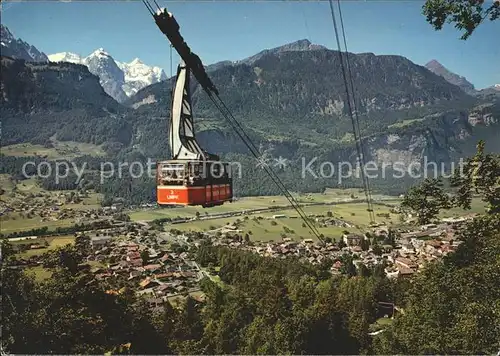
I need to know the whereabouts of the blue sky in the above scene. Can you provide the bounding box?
[2,0,499,88]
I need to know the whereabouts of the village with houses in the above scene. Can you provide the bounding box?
[5,198,475,306]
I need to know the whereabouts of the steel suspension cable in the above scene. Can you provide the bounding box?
[207,93,323,241]
[213,94,320,233]
[328,0,375,224]
[336,0,376,223]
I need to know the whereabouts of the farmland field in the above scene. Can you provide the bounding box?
[1,188,104,234]
[25,266,54,281]
[0,215,76,235]
[0,174,16,193]
[439,197,486,217]
[156,200,400,242]
[129,189,399,222]
[1,140,105,159]
[127,188,402,242]
[13,235,76,258]
[14,178,45,194]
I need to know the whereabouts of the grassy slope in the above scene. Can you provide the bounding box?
[1,216,76,235]
[25,266,54,281]
[129,189,392,221]
[439,198,486,217]
[128,188,401,242]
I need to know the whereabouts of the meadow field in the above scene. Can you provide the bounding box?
[181,204,395,240]
[11,235,76,258]
[1,215,77,235]
[8,235,76,281]
[2,140,105,159]
[2,167,487,242]
[129,188,399,221]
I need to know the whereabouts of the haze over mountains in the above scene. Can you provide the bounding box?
[1,24,499,202]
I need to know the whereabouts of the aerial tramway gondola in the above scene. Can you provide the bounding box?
[153,8,233,207]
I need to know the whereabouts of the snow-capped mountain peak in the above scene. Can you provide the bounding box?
[1,24,49,62]
[130,58,143,65]
[83,49,127,103]
[48,52,83,64]
[48,48,166,102]
[89,48,111,59]
[1,25,15,44]
[117,58,167,97]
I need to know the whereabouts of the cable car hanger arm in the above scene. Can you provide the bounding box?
[151,7,219,96]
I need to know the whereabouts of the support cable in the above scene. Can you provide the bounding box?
[336,0,376,223]
[208,93,323,241]
[328,0,375,224]
[141,0,154,16]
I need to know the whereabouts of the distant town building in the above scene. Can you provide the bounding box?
[420,223,437,231]
[395,257,417,270]
[343,233,364,246]
[90,235,112,249]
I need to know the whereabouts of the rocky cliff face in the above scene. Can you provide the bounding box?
[0,57,118,112]
[130,48,472,120]
[127,42,500,178]
[128,44,477,156]
[0,25,49,62]
[83,48,128,103]
[368,111,474,166]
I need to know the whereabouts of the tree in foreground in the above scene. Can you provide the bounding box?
[423,0,500,39]
[400,177,451,225]
[451,140,500,214]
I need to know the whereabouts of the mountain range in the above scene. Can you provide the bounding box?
[205,39,328,71]
[2,23,493,101]
[48,49,167,102]
[0,25,166,102]
[1,27,499,203]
